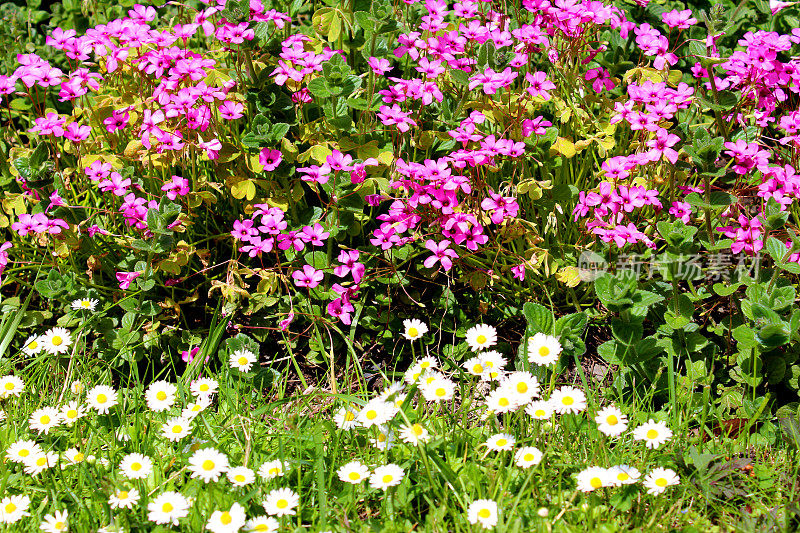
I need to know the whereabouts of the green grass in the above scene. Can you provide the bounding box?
[0,320,797,532]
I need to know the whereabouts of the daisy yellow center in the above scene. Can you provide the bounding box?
[534,409,545,417]
[562,396,574,406]
[348,472,361,480]
[646,429,658,439]
[499,397,509,407]
[472,364,483,374]
[4,503,16,513]
[538,346,550,357]
[590,477,603,489]
[202,460,215,471]
[238,357,248,365]
[191,405,201,412]
[366,410,377,420]
[516,383,528,394]
[412,424,423,436]
[67,409,78,419]
[118,491,128,499]
[253,526,269,532]
[496,438,507,447]
[36,456,46,466]
[269,467,279,476]
[412,372,421,381]
[19,449,29,457]
[276,499,288,509]
[4,383,14,390]
[478,509,490,519]
[524,453,534,462]
[28,341,38,349]
[435,387,446,397]
[81,301,90,308]
[344,412,355,421]
[408,327,418,338]
[199,384,209,391]
[377,433,387,443]
[221,512,232,525]
[617,472,629,481]
[172,425,183,433]
[74,453,84,462]
[131,462,142,471]
[52,336,63,346]
[40,415,51,424]
[97,394,107,404]
[655,478,668,487]
[156,391,167,401]
[476,334,487,344]
[382,474,393,483]
[54,521,65,530]
[162,502,173,512]
[235,474,246,482]
[420,361,430,369]
[607,415,618,425]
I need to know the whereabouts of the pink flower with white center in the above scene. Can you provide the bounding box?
[292,265,324,288]
[116,271,141,290]
[646,128,681,164]
[423,239,459,271]
[259,148,282,171]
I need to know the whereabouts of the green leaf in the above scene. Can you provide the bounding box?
[522,302,554,335]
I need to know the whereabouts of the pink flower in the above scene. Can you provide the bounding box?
[423,239,459,271]
[292,265,324,288]
[116,271,141,290]
[259,148,282,171]
[368,56,392,75]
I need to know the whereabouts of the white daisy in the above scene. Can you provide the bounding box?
[369,464,405,490]
[23,451,58,475]
[463,356,487,376]
[608,464,641,486]
[257,459,287,480]
[643,467,680,495]
[60,401,86,425]
[119,453,153,480]
[595,405,628,437]
[485,386,519,414]
[420,376,456,402]
[399,423,431,446]
[108,488,140,510]
[357,399,397,428]
[369,425,395,450]
[416,356,438,371]
[527,332,561,366]
[145,381,177,412]
[403,363,425,384]
[190,378,219,397]
[162,416,192,441]
[549,386,586,414]
[466,499,498,529]
[262,488,299,517]
[69,381,84,394]
[478,351,506,380]
[500,371,540,403]
[226,466,256,486]
[0,375,24,398]
[71,298,99,311]
[484,433,515,451]
[62,448,86,467]
[229,348,257,372]
[86,385,118,414]
[21,335,43,357]
[333,405,359,430]
[39,509,68,533]
[41,327,73,355]
[6,439,42,463]
[29,407,61,434]
[402,319,428,340]
[576,466,613,492]
[337,461,370,484]
[182,396,212,419]
[465,324,497,351]
[188,448,229,483]
[206,502,246,533]
[514,446,543,468]
[244,516,279,532]
[0,494,30,524]
[147,491,190,526]
[525,400,554,419]
[632,419,672,449]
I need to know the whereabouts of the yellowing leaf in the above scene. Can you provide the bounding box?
[556,266,582,288]
[551,137,577,158]
[230,179,257,200]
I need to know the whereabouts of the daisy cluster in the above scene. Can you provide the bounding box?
[330,321,681,529]
[0,372,312,532]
